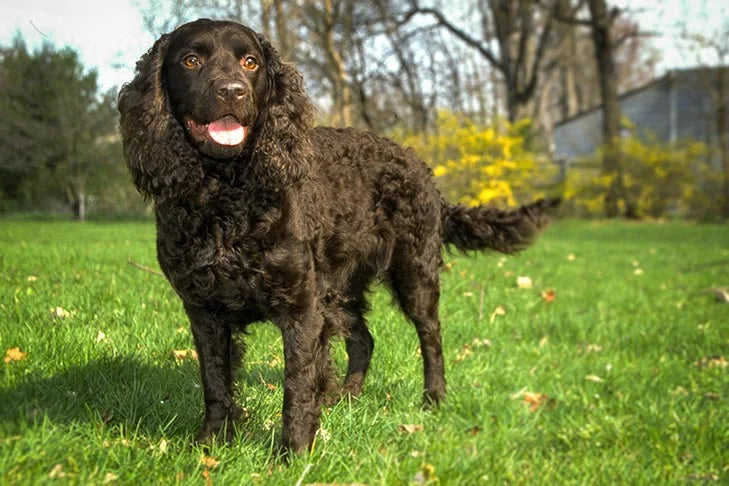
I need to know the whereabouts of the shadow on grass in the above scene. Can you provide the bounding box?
[0,356,286,443]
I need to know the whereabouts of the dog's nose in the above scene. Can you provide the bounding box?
[216,82,246,102]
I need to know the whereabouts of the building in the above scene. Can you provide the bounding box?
[553,67,728,163]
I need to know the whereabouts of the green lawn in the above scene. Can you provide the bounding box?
[1,219,728,484]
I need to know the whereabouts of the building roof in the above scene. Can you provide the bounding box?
[554,66,726,128]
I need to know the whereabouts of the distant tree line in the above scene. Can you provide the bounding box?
[0,39,144,220]
[0,0,726,219]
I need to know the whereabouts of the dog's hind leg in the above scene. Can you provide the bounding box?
[342,299,374,397]
[390,245,446,407]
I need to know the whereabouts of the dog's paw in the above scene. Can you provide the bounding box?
[195,404,244,445]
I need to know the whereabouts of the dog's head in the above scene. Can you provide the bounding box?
[119,19,314,197]
[163,19,269,159]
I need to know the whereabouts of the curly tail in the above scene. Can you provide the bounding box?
[441,198,560,254]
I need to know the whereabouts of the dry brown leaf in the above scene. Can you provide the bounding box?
[413,463,437,486]
[523,392,550,412]
[172,349,198,362]
[51,306,72,319]
[466,425,482,436]
[489,305,506,324]
[202,468,212,486]
[398,423,424,434]
[517,276,533,289]
[471,338,492,348]
[103,472,119,484]
[48,464,66,479]
[695,356,728,369]
[585,374,604,383]
[201,455,220,468]
[567,254,576,261]
[541,289,556,303]
[582,344,603,354]
[711,288,729,303]
[455,345,473,362]
[4,347,27,364]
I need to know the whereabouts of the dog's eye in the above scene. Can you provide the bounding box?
[242,56,258,71]
[183,55,201,68]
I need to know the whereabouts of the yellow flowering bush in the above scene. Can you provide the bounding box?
[393,111,551,207]
[565,134,720,218]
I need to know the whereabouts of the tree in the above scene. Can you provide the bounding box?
[680,4,729,218]
[0,38,118,219]
[586,0,625,217]
[401,0,560,123]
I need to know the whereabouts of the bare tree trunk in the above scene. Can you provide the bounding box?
[587,0,626,218]
[273,0,292,60]
[321,0,351,126]
[717,66,729,218]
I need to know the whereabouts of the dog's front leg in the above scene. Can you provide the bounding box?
[185,304,241,443]
[279,308,330,454]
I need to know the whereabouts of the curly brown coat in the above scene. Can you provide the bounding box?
[118,18,557,454]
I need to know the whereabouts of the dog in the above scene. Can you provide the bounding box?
[118,18,556,454]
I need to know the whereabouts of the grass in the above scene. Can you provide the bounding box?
[1,219,728,484]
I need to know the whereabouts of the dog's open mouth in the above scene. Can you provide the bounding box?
[186,115,247,146]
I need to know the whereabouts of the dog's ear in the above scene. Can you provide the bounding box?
[252,34,315,186]
[118,33,203,199]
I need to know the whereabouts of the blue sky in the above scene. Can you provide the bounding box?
[0,0,726,92]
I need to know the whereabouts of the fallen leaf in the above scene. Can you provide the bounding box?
[201,455,220,468]
[103,472,119,484]
[158,438,168,454]
[48,464,66,479]
[96,330,106,343]
[523,392,550,412]
[489,305,506,324]
[455,345,473,362]
[694,356,728,369]
[517,276,533,289]
[202,468,212,486]
[541,289,556,302]
[4,347,27,364]
[172,349,198,362]
[27,275,38,282]
[412,463,437,486]
[398,423,424,434]
[582,344,603,354]
[466,425,482,436]
[471,338,492,348]
[538,336,549,348]
[51,306,72,319]
[633,268,644,275]
[711,288,729,303]
[585,374,604,383]
[567,254,576,261]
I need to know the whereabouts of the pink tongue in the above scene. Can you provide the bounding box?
[207,116,245,146]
